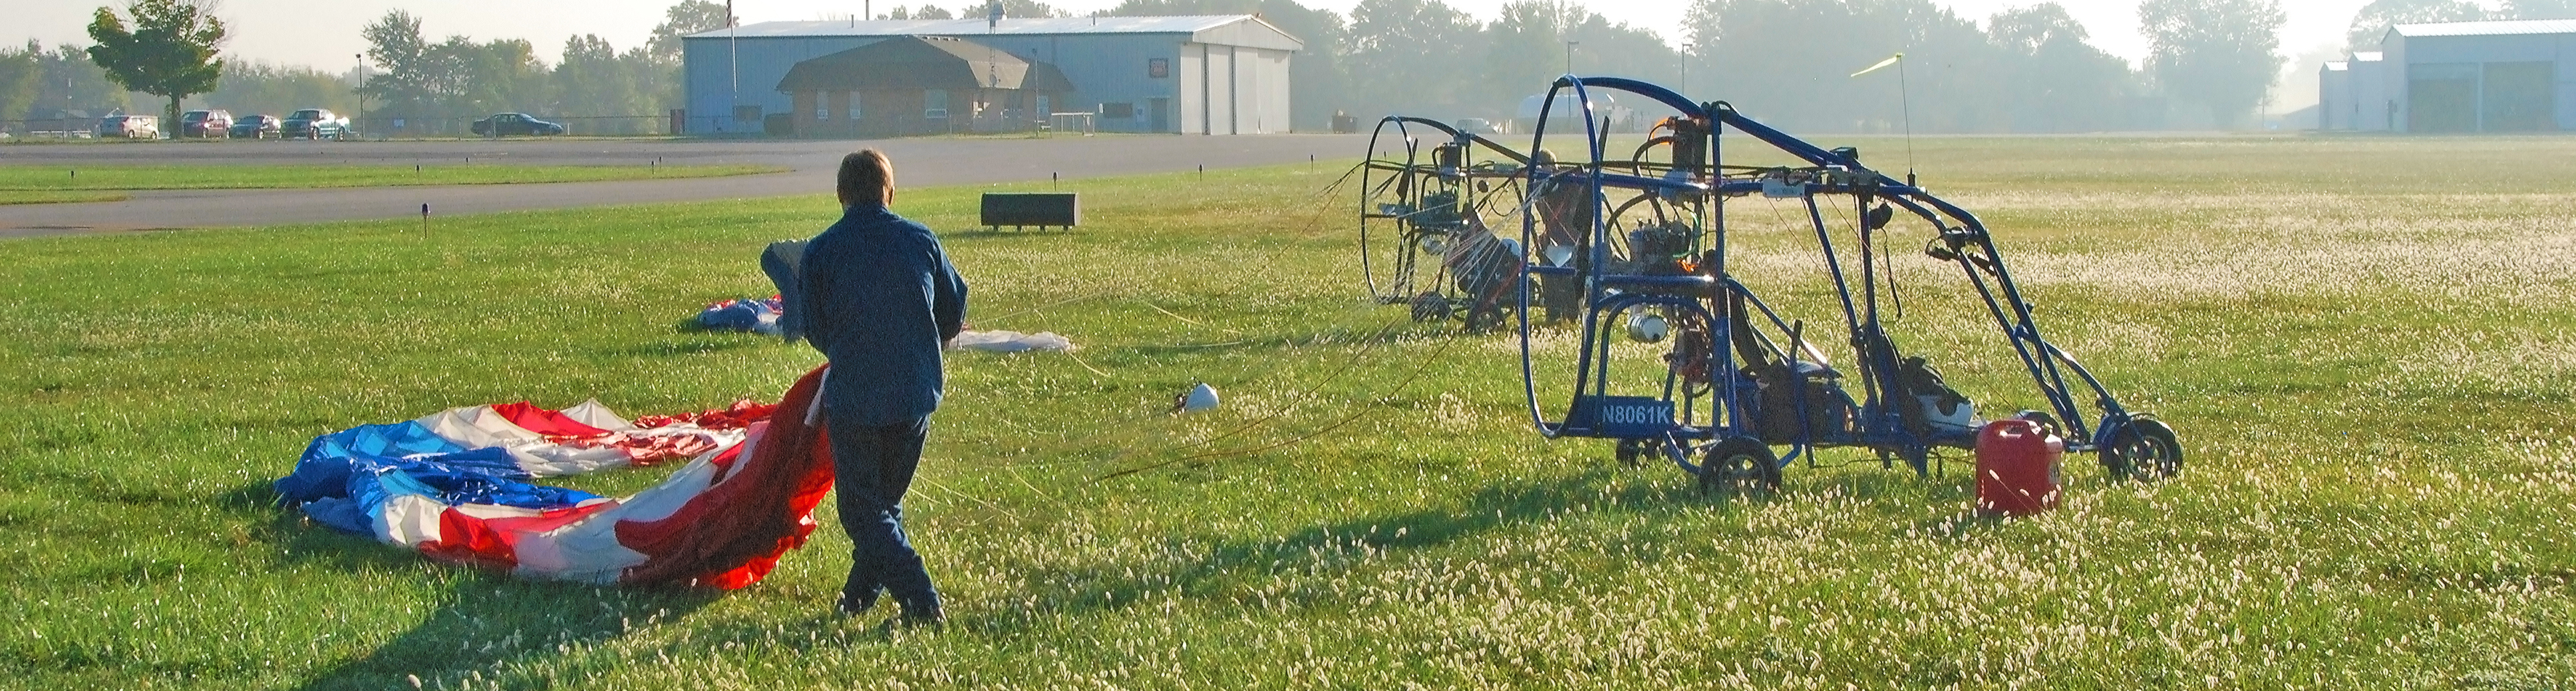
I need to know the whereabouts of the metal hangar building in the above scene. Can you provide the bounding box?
[681,15,1301,136]
[2323,19,2576,132]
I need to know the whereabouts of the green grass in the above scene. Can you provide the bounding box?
[0,163,786,193]
[3,134,2575,689]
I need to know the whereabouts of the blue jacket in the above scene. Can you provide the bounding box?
[801,204,968,425]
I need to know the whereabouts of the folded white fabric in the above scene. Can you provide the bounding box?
[947,330,1077,352]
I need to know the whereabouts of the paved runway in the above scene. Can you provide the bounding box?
[0,134,1359,238]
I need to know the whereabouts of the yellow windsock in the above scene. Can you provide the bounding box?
[1850,53,1903,78]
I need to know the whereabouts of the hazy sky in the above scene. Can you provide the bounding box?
[12,0,2374,81]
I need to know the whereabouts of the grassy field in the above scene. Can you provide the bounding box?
[0,163,786,195]
[2,134,2573,689]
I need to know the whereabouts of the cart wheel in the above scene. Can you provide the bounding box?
[2102,417,2181,482]
[1410,292,1453,322]
[1697,437,1781,496]
[1614,438,1645,468]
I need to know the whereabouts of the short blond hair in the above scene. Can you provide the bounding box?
[838,149,894,204]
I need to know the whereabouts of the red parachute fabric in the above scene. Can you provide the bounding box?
[489,401,613,437]
[633,400,780,431]
[615,365,836,588]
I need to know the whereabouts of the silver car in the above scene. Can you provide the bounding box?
[96,115,160,138]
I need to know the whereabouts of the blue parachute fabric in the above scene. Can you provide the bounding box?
[291,445,601,535]
[697,299,770,331]
[276,421,468,503]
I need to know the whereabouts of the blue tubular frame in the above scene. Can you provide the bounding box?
[1506,75,2148,477]
[1361,115,1542,313]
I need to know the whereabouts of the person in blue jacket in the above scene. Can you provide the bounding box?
[802,149,967,625]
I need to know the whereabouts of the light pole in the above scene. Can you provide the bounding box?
[1681,43,1694,95]
[353,53,365,137]
[1565,41,1579,74]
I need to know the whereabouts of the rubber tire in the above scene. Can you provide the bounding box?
[2102,417,2182,482]
[1409,292,1453,322]
[1698,437,1782,495]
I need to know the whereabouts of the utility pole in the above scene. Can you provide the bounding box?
[1681,43,1694,95]
[728,0,739,132]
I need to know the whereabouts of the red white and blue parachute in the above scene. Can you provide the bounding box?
[274,367,836,588]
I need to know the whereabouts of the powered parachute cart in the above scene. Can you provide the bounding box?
[1510,75,2181,493]
[1356,116,1539,329]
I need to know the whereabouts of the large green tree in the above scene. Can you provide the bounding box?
[648,1,731,63]
[1345,0,1482,116]
[2140,0,2285,128]
[0,43,41,125]
[200,61,353,116]
[357,11,434,119]
[85,0,227,128]
[35,43,134,117]
[1989,3,2138,132]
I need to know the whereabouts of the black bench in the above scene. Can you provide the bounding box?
[980,192,1079,231]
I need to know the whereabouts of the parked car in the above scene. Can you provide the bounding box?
[229,114,279,139]
[1456,117,1505,136]
[178,109,232,138]
[96,114,159,138]
[471,113,567,136]
[281,109,350,140]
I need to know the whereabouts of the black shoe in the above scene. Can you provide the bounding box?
[836,595,876,618]
[897,604,945,629]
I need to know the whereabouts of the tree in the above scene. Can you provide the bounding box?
[201,61,354,115]
[1989,2,2089,54]
[34,43,134,117]
[1990,3,2137,132]
[649,1,730,63]
[2345,0,2489,48]
[1482,1,1565,109]
[960,0,1068,18]
[357,11,434,119]
[2504,0,2576,19]
[1344,0,1482,116]
[85,0,227,127]
[2139,0,2285,128]
[0,43,41,125]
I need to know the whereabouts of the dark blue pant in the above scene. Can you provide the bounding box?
[830,414,940,616]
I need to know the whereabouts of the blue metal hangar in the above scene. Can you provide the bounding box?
[2323,19,2576,132]
[682,15,1301,136]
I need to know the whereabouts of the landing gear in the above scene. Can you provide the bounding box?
[1697,437,1781,496]
[2102,416,2181,482]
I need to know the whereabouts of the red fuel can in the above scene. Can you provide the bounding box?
[1975,419,2064,517]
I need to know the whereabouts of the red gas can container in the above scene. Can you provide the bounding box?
[1975,419,2064,517]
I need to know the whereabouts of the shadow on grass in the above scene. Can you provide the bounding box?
[283,576,722,691]
[1120,324,1480,359]
[600,337,769,358]
[943,227,1077,240]
[975,468,1724,632]
[231,480,724,690]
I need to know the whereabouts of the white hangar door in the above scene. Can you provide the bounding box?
[1206,45,1236,134]
[1178,44,1204,135]
[1237,48,1263,134]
